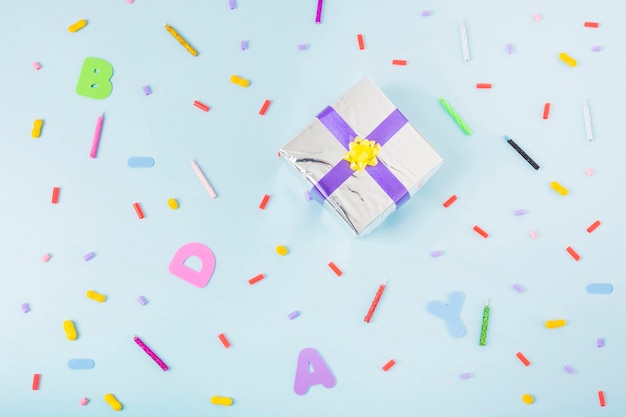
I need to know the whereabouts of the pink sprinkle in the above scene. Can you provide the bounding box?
[506,43,514,54]
[533,12,542,22]
[79,397,89,406]
[513,283,525,293]
[591,46,603,52]
[42,253,51,262]
[529,230,538,239]
[586,167,594,176]
[32,62,41,70]
[460,372,473,380]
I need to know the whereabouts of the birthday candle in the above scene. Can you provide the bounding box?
[479,298,490,346]
[89,114,104,158]
[460,20,470,61]
[438,98,472,135]
[583,99,593,141]
[190,159,217,198]
[504,136,540,170]
[364,280,387,323]
[315,0,323,24]
[164,24,198,57]
[133,336,169,371]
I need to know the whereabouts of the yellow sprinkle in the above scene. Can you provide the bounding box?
[210,396,233,406]
[230,75,250,88]
[550,181,568,196]
[86,290,106,303]
[559,52,577,67]
[104,393,123,411]
[32,119,43,138]
[522,393,534,404]
[276,245,288,256]
[63,320,78,341]
[545,319,566,328]
[167,198,179,209]
[68,19,88,33]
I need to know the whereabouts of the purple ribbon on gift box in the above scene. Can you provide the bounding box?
[311,106,410,207]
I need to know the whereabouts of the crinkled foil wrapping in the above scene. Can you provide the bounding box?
[280,77,443,236]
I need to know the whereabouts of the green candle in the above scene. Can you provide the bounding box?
[438,97,472,136]
[479,298,490,346]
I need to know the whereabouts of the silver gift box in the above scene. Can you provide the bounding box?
[279,77,443,236]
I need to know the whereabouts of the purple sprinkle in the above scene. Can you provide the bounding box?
[597,338,604,348]
[241,40,248,50]
[83,252,96,261]
[592,46,603,52]
[421,10,432,17]
[431,250,444,258]
[564,365,575,374]
[304,190,311,201]
[228,0,236,9]
[514,209,527,216]
[506,43,514,54]
[288,310,300,320]
[142,85,152,95]
[298,44,309,51]
[513,283,525,293]
[137,296,148,305]
[21,303,30,313]
[460,372,473,380]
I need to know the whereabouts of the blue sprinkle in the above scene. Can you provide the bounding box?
[68,359,95,370]
[128,157,155,168]
[586,283,613,294]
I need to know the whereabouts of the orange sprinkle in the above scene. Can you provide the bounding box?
[248,273,265,285]
[598,390,606,407]
[516,352,530,367]
[584,21,599,28]
[586,220,601,233]
[51,187,60,204]
[566,246,581,261]
[328,262,342,277]
[133,202,145,219]
[193,100,210,112]
[382,359,396,371]
[473,225,488,238]
[32,373,41,390]
[392,59,407,66]
[476,83,492,89]
[543,102,551,119]
[218,333,231,348]
[259,99,271,115]
[443,195,457,208]
[259,194,270,210]
[357,33,365,50]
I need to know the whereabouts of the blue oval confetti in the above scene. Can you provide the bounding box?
[68,358,95,370]
[127,157,155,168]
[586,283,613,294]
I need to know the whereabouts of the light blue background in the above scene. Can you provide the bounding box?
[1,1,625,416]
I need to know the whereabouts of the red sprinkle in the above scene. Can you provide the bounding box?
[259,99,271,115]
[32,373,41,390]
[586,220,601,233]
[328,262,342,277]
[357,33,365,50]
[473,225,489,238]
[566,246,581,261]
[392,59,407,66]
[543,102,551,119]
[218,333,231,348]
[259,194,270,209]
[133,202,145,219]
[516,352,530,367]
[443,195,457,208]
[476,83,492,89]
[193,100,210,112]
[598,390,606,407]
[382,359,396,371]
[584,21,600,28]
[248,273,265,285]
[51,187,60,204]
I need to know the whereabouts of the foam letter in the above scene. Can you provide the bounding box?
[294,348,336,395]
[168,242,216,288]
[76,57,113,99]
